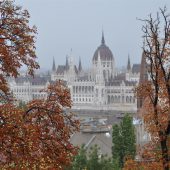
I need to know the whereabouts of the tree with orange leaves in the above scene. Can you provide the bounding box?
[0,81,79,169]
[0,1,79,169]
[0,0,39,96]
[125,7,170,170]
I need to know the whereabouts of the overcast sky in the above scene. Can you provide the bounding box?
[15,0,170,70]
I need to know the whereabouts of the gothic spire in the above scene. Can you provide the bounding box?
[139,51,148,83]
[65,55,69,70]
[127,54,131,71]
[137,50,148,109]
[96,51,104,84]
[78,57,82,72]
[52,57,56,72]
[101,30,105,45]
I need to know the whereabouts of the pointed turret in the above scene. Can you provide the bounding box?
[78,57,82,72]
[96,51,104,84]
[101,30,105,45]
[137,50,148,109]
[139,51,148,83]
[127,55,131,71]
[52,57,56,72]
[65,55,69,71]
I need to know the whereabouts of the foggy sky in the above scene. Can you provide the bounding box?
[15,0,170,70]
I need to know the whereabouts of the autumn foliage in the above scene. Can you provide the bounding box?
[0,0,39,95]
[0,1,79,169]
[0,81,79,169]
[123,158,165,170]
[124,7,170,170]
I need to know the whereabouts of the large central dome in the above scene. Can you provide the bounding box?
[92,33,114,62]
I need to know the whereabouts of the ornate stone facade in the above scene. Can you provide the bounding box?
[51,33,140,111]
[8,33,140,112]
[8,75,50,103]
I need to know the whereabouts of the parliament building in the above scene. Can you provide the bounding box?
[8,33,141,112]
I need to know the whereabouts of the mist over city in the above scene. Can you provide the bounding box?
[15,0,170,70]
[1,1,170,169]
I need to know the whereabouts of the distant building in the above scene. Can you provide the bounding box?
[8,75,50,103]
[6,33,143,157]
[51,32,140,112]
[8,32,140,112]
[71,132,112,157]
[70,116,112,157]
[135,51,151,147]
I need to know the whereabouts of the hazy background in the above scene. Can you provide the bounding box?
[15,0,170,70]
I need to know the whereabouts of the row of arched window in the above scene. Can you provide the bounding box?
[73,97,92,102]
[73,86,94,93]
[107,95,135,104]
[33,94,46,99]
[12,88,30,93]
[12,88,42,93]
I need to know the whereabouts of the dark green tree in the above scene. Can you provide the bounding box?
[67,145,113,170]
[71,145,87,170]
[112,114,136,168]
[87,145,100,170]
[87,145,113,170]
[112,157,121,170]
[100,154,114,170]
[112,124,121,165]
[121,114,136,158]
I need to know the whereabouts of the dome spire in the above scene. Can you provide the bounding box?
[101,30,105,44]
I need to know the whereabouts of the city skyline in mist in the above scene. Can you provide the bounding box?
[15,0,170,70]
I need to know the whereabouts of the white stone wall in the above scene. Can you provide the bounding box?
[8,80,48,103]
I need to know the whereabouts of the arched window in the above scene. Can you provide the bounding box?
[111,96,114,103]
[103,70,106,79]
[130,96,133,103]
[126,96,129,103]
[85,86,88,93]
[108,95,111,104]
[89,86,91,93]
[118,96,121,103]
